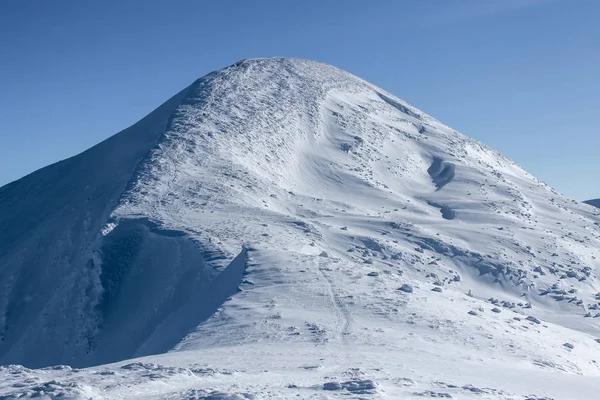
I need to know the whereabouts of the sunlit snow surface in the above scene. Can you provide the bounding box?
[1,59,600,399]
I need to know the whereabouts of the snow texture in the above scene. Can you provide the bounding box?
[1,58,600,399]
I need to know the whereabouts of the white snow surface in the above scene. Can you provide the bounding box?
[2,58,600,399]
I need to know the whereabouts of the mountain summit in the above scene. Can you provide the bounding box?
[1,58,600,399]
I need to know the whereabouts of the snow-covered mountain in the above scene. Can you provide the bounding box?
[2,58,600,399]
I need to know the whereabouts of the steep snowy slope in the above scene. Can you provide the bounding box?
[2,58,600,399]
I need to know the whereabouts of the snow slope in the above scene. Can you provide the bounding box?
[2,58,600,399]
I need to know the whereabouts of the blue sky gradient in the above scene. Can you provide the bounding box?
[1,0,598,199]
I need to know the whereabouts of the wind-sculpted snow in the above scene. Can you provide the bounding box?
[1,58,600,398]
[427,157,456,190]
[91,220,248,366]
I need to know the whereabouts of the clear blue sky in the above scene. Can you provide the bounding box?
[1,0,598,200]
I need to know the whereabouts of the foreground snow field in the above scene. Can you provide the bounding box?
[1,58,600,399]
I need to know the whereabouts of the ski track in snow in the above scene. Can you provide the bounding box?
[1,58,600,399]
[315,255,352,348]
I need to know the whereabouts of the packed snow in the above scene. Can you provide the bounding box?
[1,58,600,399]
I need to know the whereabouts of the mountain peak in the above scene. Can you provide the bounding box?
[1,59,600,398]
